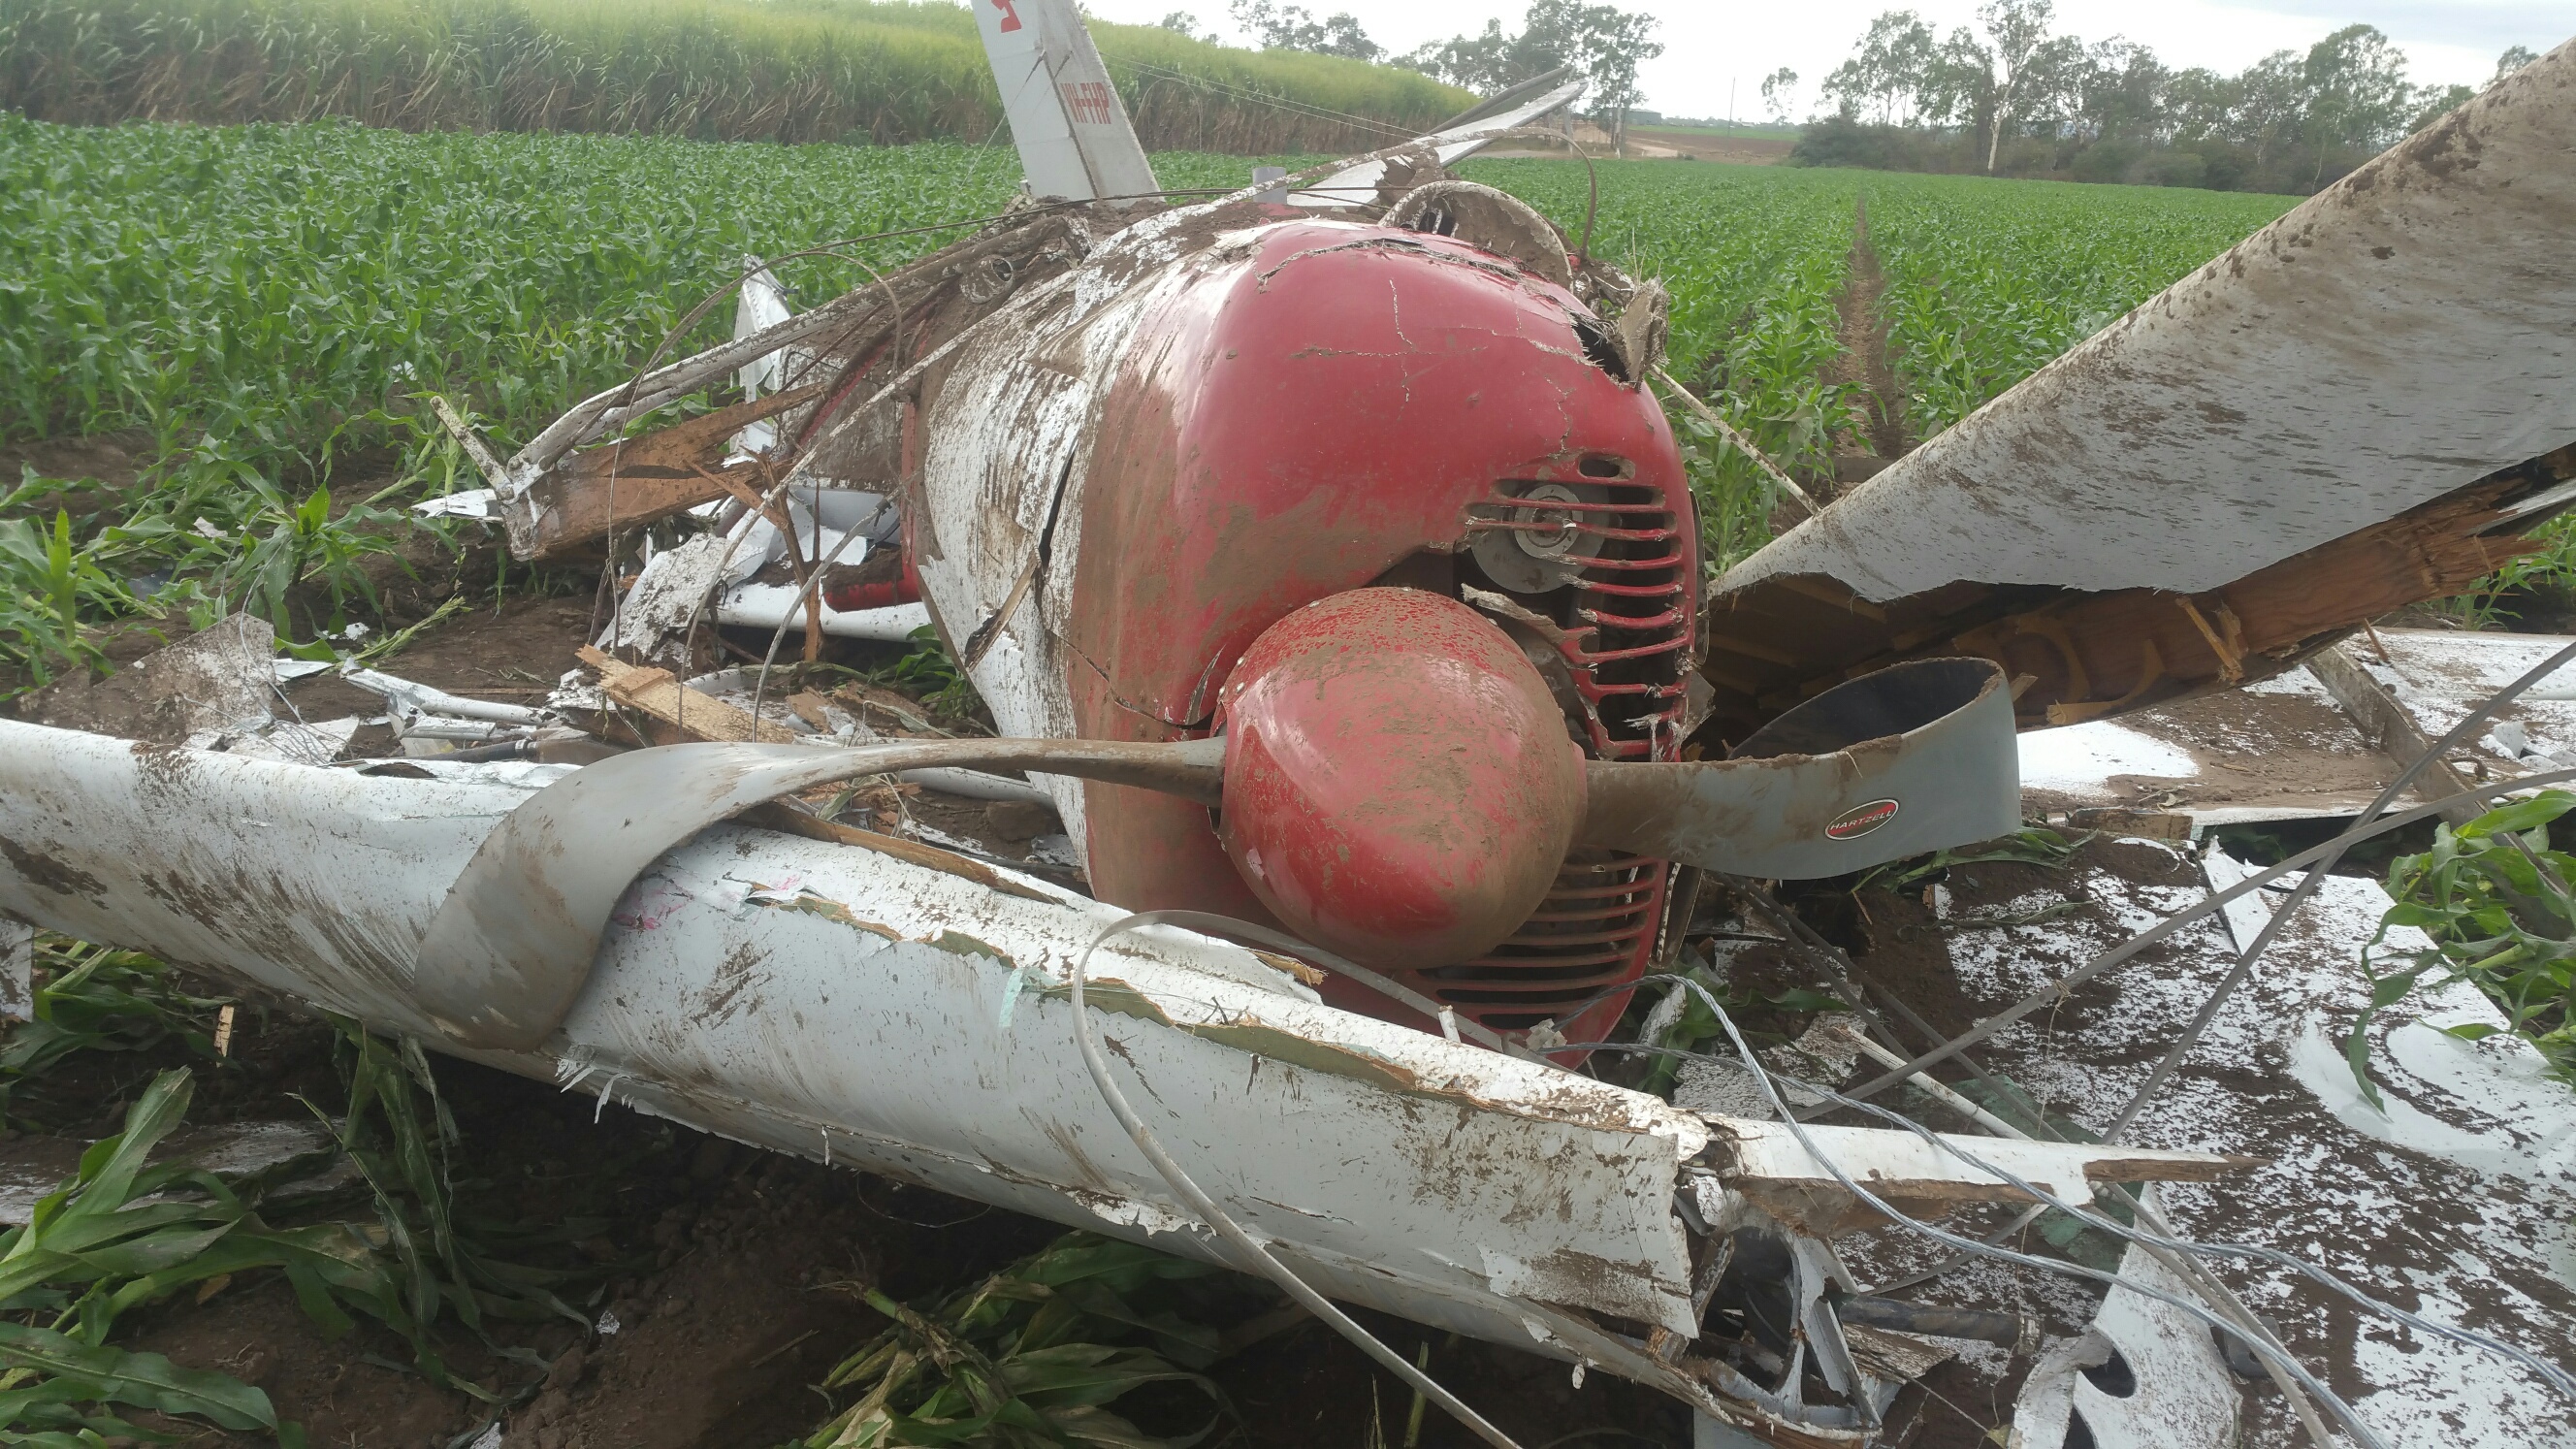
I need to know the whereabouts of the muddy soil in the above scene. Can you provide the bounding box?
[1824,198,1913,488]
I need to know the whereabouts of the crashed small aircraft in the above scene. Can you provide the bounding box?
[5,6,2574,1445]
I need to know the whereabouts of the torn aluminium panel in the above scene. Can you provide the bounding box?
[0,721,2238,1443]
[1701,43,2576,743]
[1867,843,2576,1447]
[2015,628,2576,835]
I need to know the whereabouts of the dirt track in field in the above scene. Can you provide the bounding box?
[1824,195,1915,499]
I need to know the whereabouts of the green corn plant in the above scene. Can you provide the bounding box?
[801,1233,1239,1449]
[874,625,984,725]
[0,509,131,689]
[296,1021,594,1399]
[2360,790,2576,1101]
[1853,826,2091,895]
[0,937,231,1128]
[0,115,1335,659]
[217,483,407,642]
[0,0,1460,153]
[0,1070,325,1446]
[1863,174,2294,438]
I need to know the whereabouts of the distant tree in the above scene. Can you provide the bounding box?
[2160,68,2235,145]
[2495,45,2539,83]
[1918,0,2084,173]
[2226,49,2305,166]
[1396,22,1519,93]
[1759,67,1799,125]
[1395,3,1662,152]
[1533,1,1663,148]
[1804,3,2467,192]
[1821,12,1936,125]
[2073,38,2166,144]
[2299,23,2412,182]
[1229,0,1382,62]
[1158,12,1213,43]
[2409,82,2475,132]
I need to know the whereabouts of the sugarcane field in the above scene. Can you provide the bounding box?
[2,2,2573,1446]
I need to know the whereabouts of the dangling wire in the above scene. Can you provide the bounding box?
[1831,760,2576,1103]
[1068,913,1530,1449]
[1649,975,2389,1449]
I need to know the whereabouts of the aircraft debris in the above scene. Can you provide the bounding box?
[7,13,2576,1448]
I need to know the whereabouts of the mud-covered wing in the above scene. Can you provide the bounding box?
[1700,41,2576,744]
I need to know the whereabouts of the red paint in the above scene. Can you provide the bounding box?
[1825,799,1899,840]
[820,550,922,614]
[1055,218,1696,1050]
[1215,589,1584,969]
[1061,80,1116,125]
[991,0,1022,32]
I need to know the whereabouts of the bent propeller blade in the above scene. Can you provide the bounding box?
[1579,659,2021,880]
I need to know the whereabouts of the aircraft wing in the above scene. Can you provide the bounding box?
[1701,40,2576,741]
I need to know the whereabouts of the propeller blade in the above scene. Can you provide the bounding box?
[1579,659,2019,879]
[1701,44,2576,743]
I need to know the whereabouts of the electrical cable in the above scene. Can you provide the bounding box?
[1590,1014,2576,1406]
[1655,975,2388,1449]
[1834,761,2576,1103]
[1789,1067,2576,1401]
[1069,913,1530,1449]
[2098,634,2576,1142]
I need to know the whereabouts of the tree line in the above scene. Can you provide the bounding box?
[1788,0,2543,193]
[1167,1,1663,144]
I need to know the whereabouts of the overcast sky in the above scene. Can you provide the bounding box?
[1089,1,2575,120]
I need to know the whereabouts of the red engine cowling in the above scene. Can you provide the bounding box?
[1059,218,1697,1049]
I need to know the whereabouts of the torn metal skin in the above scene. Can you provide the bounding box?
[0,722,2230,1445]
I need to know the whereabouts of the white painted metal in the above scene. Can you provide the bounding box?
[0,722,1696,1338]
[883,206,1297,864]
[340,664,547,728]
[0,721,2256,1440]
[0,916,28,1023]
[1707,1121,2231,1208]
[1287,80,1587,209]
[1720,42,2576,604]
[2009,1238,2239,1449]
[730,257,801,455]
[710,586,929,642]
[973,0,1158,204]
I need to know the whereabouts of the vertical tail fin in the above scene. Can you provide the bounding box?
[973,0,1159,204]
